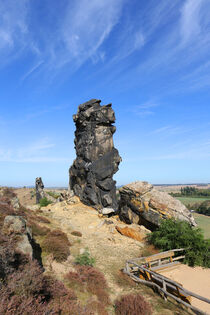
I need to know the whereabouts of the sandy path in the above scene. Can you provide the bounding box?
[160,265,210,314]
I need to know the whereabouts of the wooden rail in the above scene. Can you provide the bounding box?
[124,249,210,315]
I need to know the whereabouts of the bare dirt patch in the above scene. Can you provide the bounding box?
[160,264,210,314]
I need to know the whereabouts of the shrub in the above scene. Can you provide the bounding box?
[76,265,109,301]
[39,197,52,207]
[75,249,95,266]
[114,294,152,315]
[0,257,83,315]
[41,229,71,262]
[65,266,110,309]
[71,230,82,237]
[29,220,50,236]
[147,219,210,267]
[46,191,60,199]
[36,216,50,224]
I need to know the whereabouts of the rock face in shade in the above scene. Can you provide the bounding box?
[35,177,45,204]
[119,181,197,230]
[69,99,121,210]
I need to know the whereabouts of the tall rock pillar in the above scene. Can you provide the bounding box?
[35,177,45,204]
[69,99,121,210]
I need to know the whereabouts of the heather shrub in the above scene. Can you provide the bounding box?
[2,187,16,199]
[29,220,50,236]
[66,265,110,308]
[0,258,83,315]
[147,219,210,267]
[75,248,95,266]
[36,215,50,224]
[42,229,71,262]
[114,294,152,315]
[71,230,82,237]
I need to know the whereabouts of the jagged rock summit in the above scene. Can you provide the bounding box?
[69,99,121,210]
[119,181,197,229]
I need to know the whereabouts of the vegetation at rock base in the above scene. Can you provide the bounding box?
[46,191,61,199]
[114,293,152,315]
[147,219,210,267]
[75,248,95,266]
[39,197,52,207]
[41,229,71,262]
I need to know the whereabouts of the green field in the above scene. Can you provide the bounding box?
[176,197,210,239]
[176,196,210,207]
[192,212,210,239]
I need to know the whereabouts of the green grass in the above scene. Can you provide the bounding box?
[176,196,210,207]
[176,197,210,239]
[193,212,210,239]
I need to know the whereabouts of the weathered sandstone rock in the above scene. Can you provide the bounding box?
[3,216,33,258]
[35,177,45,204]
[115,225,143,241]
[119,181,197,230]
[69,99,121,210]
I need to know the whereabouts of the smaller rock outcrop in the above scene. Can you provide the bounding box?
[3,216,33,258]
[119,181,197,230]
[35,177,45,204]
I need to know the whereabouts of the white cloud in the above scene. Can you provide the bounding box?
[0,0,29,64]
[180,0,204,43]
[0,138,68,163]
[52,0,125,69]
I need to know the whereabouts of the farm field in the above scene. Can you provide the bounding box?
[192,212,210,239]
[176,196,210,207]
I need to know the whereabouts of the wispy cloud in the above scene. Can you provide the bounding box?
[0,0,29,66]
[0,138,68,163]
[151,125,192,136]
[21,60,44,81]
[48,0,125,70]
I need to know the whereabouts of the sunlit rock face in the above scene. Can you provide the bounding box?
[69,99,121,210]
[119,181,197,230]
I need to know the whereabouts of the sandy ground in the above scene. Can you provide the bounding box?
[160,265,210,314]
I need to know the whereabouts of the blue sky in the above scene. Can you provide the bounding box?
[0,0,210,187]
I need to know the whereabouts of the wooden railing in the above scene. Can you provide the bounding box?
[124,249,210,315]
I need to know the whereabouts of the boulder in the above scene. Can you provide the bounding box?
[101,207,115,215]
[3,216,33,258]
[115,225,143,241]
[119,181,197,230]
[69,99,121,210]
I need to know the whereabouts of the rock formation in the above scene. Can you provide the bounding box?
[119,181,197,230]
[3,216,33,258]
[69,99,121,210]
[35,177,45,204]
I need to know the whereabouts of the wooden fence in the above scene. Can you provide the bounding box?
[124,249,210,315]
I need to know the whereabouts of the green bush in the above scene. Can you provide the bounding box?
[75,249,95,266]
[147,219,210,267]
[46,191,60,199]
[39,197,52,207]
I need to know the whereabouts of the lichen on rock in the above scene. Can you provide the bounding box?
[119,181,197,230]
